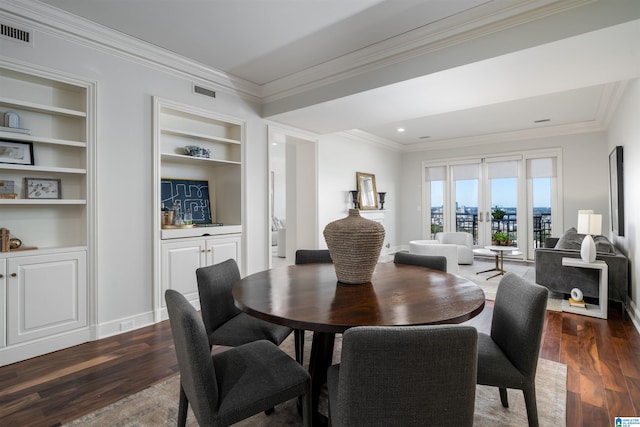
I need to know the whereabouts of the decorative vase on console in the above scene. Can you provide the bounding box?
[378,192,386,209]
[323,209,385,285]
[349,190,360,209]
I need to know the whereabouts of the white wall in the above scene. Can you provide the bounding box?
[398,133,610,246]
[0,18,269,332]
[607,78,640,327]
[317,134,402,251]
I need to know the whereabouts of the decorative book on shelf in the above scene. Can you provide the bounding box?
[568,297,586,308]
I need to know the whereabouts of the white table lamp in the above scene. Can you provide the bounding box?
[577,211,602,263]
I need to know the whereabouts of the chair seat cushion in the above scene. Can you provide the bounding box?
[213,340,309,426]
[210,312,292,347]
[476,333,526,389]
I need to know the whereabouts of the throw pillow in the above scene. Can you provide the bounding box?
[554,227,583,250]
[554,227,615,253]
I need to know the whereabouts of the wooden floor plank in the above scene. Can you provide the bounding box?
[0,302,638,425]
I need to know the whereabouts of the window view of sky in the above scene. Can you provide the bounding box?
[430,178,551,209]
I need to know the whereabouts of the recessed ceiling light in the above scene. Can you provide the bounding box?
[419,136,431,139]
[534,118,551,123]
[397,127,405,132]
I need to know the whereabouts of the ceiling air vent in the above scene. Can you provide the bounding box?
[1,22,32,45]
[194,85,216,99]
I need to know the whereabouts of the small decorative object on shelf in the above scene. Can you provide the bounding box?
[0,140,34,166]
[323,209,385,285]
[349,190,360,209]
[378,192,386,209]
[0,179,17,199]
[4,111,20,128]
[0,227,9,252]
[184,145,211,158]
[9,237,22,250]
[24,178,61,199]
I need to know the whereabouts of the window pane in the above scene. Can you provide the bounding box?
[455,179,477,244]
[430,180,444,238]
[532,177,552,250]
[490,177,517,246]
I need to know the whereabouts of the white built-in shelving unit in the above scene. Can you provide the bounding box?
[0,61,95,366]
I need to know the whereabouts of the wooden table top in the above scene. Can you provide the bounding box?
[233,262,486,333]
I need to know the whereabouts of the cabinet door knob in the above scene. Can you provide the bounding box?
[207,249,212,253]
[10,273,17,277]
[0,274,3,279]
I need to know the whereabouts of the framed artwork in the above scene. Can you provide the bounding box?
[0,140,34,165]
[161,178,212,224]
[608,146,624,236]
[25,178,61,199]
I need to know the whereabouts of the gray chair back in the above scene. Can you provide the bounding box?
[328,325,477,427]
[491,272,549,377]
[393,251,447,272]
[165,289,218,425]
[196,259,242,334]
[295,249,333,264]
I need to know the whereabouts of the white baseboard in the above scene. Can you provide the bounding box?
[96,311,156,339]
[0,328,93,367]
[627,298,640,335]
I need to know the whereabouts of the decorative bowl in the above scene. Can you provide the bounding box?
[184,145,210,158]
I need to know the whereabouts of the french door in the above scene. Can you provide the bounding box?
[423,150,562,260]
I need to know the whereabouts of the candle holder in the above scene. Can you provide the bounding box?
[378,192,386,210]
[349,190,360,209]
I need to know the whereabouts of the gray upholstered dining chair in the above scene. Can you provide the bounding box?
[293,249,333,364]
[476,272,549,427]
[165,289,312,427]
[295,249,333,265]
[393,251,447,272]
[196,259,293,348]
[327,325,478,427]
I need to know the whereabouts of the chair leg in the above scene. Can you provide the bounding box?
[295,329,305,365]
[178,385,188,427]
[523,386,539,427]
[499,387,509,408]
[302,385,313,427]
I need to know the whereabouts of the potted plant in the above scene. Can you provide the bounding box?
[492,206,506,220]
[492,232,510,246]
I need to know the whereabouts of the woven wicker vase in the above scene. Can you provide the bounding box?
[323,209,385,284]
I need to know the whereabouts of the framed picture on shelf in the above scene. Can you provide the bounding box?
[0,139,34,166]
[161,178,212,224]
[24,178,61,199]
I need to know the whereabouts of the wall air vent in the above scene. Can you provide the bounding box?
[193,85,216,99]
[1,22,32,45]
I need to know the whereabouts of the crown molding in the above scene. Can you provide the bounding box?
[340,130,404,152]
[260,0,594,103]
[1,0,262,103]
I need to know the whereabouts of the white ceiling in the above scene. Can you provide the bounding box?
[36,0,640,149]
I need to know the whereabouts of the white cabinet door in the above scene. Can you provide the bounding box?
[0,259,5,348]
[6,251,87,345]
[207,235,241,267]
[161,239,207,307]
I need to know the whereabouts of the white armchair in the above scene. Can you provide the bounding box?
[409,240,459,274]
[435,232,474,265]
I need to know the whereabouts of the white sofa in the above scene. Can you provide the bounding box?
[409,240,459,273]
[435,232,474,265]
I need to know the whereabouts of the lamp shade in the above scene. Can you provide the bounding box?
[577,211,602,235]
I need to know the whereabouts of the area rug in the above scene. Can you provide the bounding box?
[458,258,563,311]
[64,333,567,427]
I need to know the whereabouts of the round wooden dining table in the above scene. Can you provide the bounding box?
[232,261,485,424]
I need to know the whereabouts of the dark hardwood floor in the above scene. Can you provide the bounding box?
[0,301,638,426]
